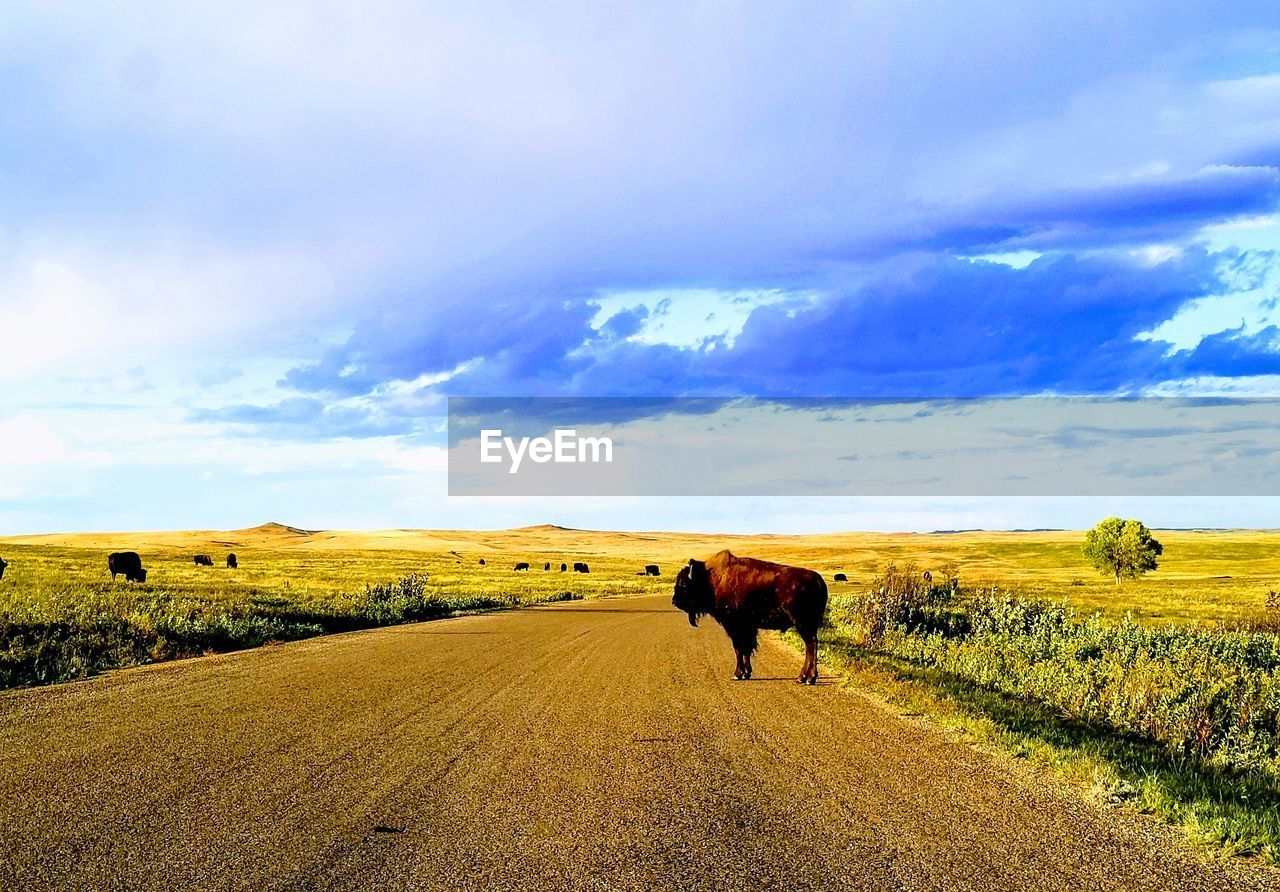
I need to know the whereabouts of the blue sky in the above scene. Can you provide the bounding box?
[3,2,1280,534]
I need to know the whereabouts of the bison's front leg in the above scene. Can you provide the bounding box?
[733,649,746,680]
[728,626,757,680]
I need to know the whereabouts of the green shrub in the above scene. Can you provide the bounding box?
[843,560,960,646]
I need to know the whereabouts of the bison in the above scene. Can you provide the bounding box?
[560,563,567,572]
[644,564,660,576]
[227,553,238,569]
[479,558,486,566]
[833,573,847,582]
[544,562,551,571]
[108,551,147,583]
[573,562,590,573]
[673,551,826,684]
[513,562,530,571]
[0,555,7,581]
[194,554,213,567]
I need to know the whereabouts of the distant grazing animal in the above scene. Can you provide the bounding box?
[226,553,238,569]
[833,573,847,582]
[108,551,147,583]
[514,562,530,571]
[923,570,932,583]
[644,564,660,576]
[544,562,551,571]
[194,554,214,567]
[573,562,590,573]
[479,559,486,566]
[673,551,827,684]
[560,563,567,572]
[0,556,7,581]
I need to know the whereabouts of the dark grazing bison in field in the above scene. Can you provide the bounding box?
[0,556,7,581]
[560,563,567,572]
[544,562,551,571]
[573,562,589,573]
[479,558,486,566]
[513,562,530,571]
[833,573,847,582]
[227,553,238,569]
[194,554,213,567]
[644,564,660,576]
[673,551,827,684]
[108,551,147,583]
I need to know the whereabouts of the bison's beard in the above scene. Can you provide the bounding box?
[685,609,700,627]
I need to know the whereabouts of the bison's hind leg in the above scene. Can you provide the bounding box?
[797,626,820,685]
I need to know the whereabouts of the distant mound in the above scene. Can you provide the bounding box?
[243,522,318,536]
[514,524,579,532]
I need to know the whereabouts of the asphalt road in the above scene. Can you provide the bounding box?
[1,595,1274,891]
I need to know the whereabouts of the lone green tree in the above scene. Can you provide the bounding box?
[1083,517,1163,584]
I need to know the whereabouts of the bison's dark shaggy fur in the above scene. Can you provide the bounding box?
[194,554,214,567]
[833,573,847,582]
[108,551,147,583]
[226,553,238,569]
[644,564,660,576]
[673,550,827,684]
[560,563,567,572]
[573,562,590,573]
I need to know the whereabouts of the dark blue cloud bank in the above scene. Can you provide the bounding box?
[280,195,1276,410]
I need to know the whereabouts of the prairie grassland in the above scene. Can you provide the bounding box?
[797,529,1280,627]
[2,524,1278,683]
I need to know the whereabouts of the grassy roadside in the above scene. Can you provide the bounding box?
[819,646,1280,861]
[783,584,1280,864]
[0,572,584,689]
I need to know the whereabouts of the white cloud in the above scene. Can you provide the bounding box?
[0,235,341,387]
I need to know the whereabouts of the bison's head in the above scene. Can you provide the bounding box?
[135,569,148,583]
[672,559,713,627]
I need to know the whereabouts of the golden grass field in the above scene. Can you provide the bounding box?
[3,522,1276,626]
